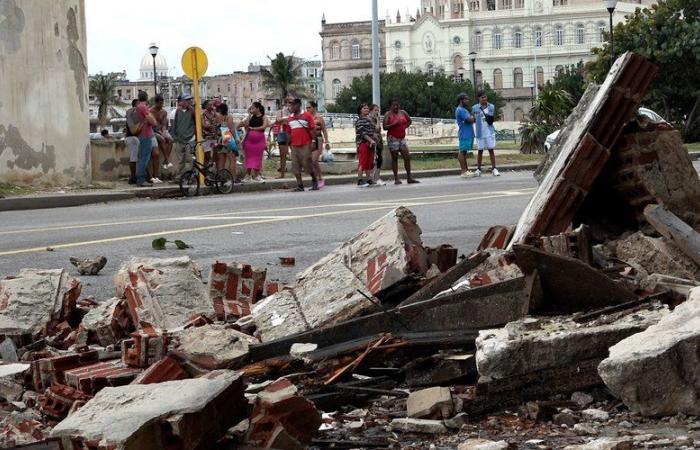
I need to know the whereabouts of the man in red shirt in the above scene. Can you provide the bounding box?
[135,91,158,187]
[284,98,318,191]
[383,99,419,184]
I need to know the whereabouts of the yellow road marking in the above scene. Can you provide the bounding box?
[0,190,534,257]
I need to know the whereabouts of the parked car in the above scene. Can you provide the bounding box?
[544,107,666,151]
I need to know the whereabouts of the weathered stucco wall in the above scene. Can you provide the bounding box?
[0,0,90,185]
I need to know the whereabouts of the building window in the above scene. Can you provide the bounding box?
[332,79,342,99]
[576,24,585,44]
[513,68,524,88]
[536,66,544,86]
[475,70,483,87]
[474,31,482,51]
[493,29,502,50]
[598,22,606,43]
[426,63,435,76]
[469,0,480,11]
[514,108,525,122]
[493,69,503,89]
[554,25,565,45]
[395,58,405,72]
[351,40,361,59]
[500,0,513,9]
[513,28,523,48]
[330,42,340,59]
[514,0,524,8]
[535,28,543,47]
[487,0,496,10]
[553,0,567,5]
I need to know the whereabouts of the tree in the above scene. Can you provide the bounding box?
[260,53,307,104]
[586,0,700,141]
[551,61,587,105]
[89,73,120,127]
[327,72,504,118]
[519,84,574,154]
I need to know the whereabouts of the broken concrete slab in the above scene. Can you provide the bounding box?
[78,297,133,347]
[390,418,447,434]
[114,257,214,331]
[476,304,668,380]
[644,204,700,267]
[169,324,258,370]
[598,286,700,416]
[51,369,246,450]
[457,439,508,450]
[563,437,633,450]
[510,52,657,246]
[0,269,80,339]
[407,386,455,420]
[0,363,29,401]
[251,207,431,341]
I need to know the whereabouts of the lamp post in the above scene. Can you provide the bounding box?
[149,43,159,96]
[352,96,357,116]
[426,81,434,133]
[604,0,618,68]
[469,51,478,103]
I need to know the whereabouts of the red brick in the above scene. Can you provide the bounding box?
[132,356,190,385]
[31,350,99,391]
[39,384,91,420]
[121,329,168,368]
[208,261,266,321]
[64,360,142,395]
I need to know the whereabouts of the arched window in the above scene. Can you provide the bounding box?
[598,22,607,43]
[493,69,503,89]
[351,39,361,59]
[514,108,525,122]
[330,41,340,59]
[535,27,543,47]
[475,70,483,87]
[554,25,565,45]
[473,31,482,51]
[513,28,523,48]
[453,54,464,72]
[513,67,524,88]
[493,29,502,50]
[576,23,585,44]
[536,66,544,86]
[332,79,342,99]
[394,58,405,72]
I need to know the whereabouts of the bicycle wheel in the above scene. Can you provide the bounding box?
[215,169,234,194]
[179,170,200,197]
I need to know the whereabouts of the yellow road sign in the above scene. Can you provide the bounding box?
[181,47,208,79]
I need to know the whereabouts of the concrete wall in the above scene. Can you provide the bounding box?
[0,0,90,186]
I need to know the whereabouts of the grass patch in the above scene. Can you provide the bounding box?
[411,141,521,151]
[686,142,700,152]
[0,183,34,198]
[411,153,542,171]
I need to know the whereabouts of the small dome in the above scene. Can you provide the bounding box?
[138,47,169,81]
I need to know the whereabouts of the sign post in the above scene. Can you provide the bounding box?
[181,47,208,184]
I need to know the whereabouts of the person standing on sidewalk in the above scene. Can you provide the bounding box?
[285,98,317,191]
[306,101,329,189]
[201,100,219,164]
[124,99,140,184]
[239,102,269,183]
[455,93,475,178]
[275,97,292,179]
[355,103,376,187]
[170,93,195,178]
[369,104,386,186]
[472,92,500,177]
[383,99,419,185]
[135,91,158,187]
[151,94,173,174]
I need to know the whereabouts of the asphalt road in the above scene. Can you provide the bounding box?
[0,171,538,300]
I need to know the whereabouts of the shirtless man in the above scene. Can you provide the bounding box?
[275,96,293,178]
[306,101,330,189]
[151,95,173,174]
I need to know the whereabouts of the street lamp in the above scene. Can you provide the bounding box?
[469,51,478,103]
[426,81,434,133]
[351,96,357,116]
[604,0,618,68]
[149,43,159,96]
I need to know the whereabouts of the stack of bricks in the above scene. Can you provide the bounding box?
[31,349,99,392]
[209,262,267,321]
[38,384,91,420]
[63,360,142,395]
[121,327,168,368]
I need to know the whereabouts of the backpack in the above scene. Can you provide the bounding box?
[128,109,144,136]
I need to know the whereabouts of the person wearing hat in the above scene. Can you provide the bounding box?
[456,93,475,178]
[170,93,196,178]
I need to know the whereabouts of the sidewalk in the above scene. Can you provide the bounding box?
[1,161,537,212]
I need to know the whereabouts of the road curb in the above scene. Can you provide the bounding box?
[0,162,541,212]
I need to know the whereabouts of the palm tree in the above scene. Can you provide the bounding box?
[89,73,120,127]
[260,53,308,105]
[520,84,574,154]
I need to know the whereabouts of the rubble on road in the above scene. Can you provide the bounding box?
[169,324,258,370]
[69,256,107,276]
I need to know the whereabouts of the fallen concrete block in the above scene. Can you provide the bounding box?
[38,384,91,420]
[51,369,246,450]
[582,408,609,422]
[0,269,80,339]
[169,324,257,370]
[78,297,133,347]
[458,439,508,450]
[247,378,322,446]
[251,207,430,341]
[407,387,455,419]
[131,356,189,384]
[114,257,213,331]
[476,305,667,380]
[31,350,100,392]
[69,256,107,276]
[390,418,446,434]
[563,437,633,450]
[598,286,700,416]
[209,261,267,321]
[121,328,168,368]
[0,363,29,401]
[64,359,142,395]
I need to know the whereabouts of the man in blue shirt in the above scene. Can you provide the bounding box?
[472,92,499,177]
[455,94,475,178]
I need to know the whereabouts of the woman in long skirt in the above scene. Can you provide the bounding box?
[239,102,270,183]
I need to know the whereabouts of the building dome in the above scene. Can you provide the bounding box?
[138,48,169,81]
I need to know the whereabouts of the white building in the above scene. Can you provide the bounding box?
[138,46,169,81]
[385,0,655,120]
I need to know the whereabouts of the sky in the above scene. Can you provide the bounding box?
[85,0,419,80]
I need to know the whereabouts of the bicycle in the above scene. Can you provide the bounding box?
[179,141,234,197]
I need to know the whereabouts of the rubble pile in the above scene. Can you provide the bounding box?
[2,52,700,449]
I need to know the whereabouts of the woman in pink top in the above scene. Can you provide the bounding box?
[238,102,269,183]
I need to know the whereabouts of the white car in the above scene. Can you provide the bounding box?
[544,107,666,152]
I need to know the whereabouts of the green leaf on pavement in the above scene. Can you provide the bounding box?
[174,240,191,250]
[152,237,167,250]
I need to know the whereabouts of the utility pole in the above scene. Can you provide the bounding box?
[371,0,381,107]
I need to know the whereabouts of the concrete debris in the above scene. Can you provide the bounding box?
[38,384,91,420]
[170,324,258,370]
[121,328,168,368]
[407,386,456,420]
[457,439,509,450]
[51,370,246,450]
[582,408,610,422]
[209,261,267,321]
[390,418,447,434]
[0,338,19,362]
[571,391,594,408]
[69,256,107,276]
[644,203,700,267]
[0,413,50,448]
[114,256,213,331]
[251,207,430,341]
[462,250,522,289]
[78,297,133,346]
[131,356,189,384]
[63,359,142,394]
[598,286,700,416]
[289,342,318,360]
[0,269,80,339]
[563,437,633,450]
